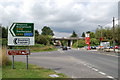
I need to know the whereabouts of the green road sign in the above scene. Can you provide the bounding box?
[10,23,34,37]
[8,23,34,46]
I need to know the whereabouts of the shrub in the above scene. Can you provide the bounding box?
[73,40,86,48]
[1,47,10,66]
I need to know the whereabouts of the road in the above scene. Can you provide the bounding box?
[11,49,118,79]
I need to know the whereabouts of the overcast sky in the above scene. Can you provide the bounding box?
[0,0,119,37]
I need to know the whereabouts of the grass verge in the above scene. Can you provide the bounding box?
[9,44,58,53]
[2,61,67,78]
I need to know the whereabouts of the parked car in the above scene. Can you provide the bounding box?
[91,46,96,49]
[62,46,68,50]
[67,46,71,49]
[109,46,113,49]
[115,45,118,49]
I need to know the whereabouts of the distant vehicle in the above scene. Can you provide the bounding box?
[84,46,92,50]
[91,46,96,49]
[62,46,67,50]
[109,46,113,49]
[67,46,71,49]
[115,45,118,49]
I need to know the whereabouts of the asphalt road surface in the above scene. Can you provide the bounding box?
[10,49,118,79]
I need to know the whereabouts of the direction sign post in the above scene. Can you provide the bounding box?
[12,55,15,69]
[26,55,28,69]
[8,23,34,69]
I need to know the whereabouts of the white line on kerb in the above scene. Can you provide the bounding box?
[106,76,114,79]
[98,71,106,75]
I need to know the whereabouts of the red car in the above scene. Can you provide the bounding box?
[115,46,118,49]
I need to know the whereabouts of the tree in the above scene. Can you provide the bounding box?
[90,32,95,38]
[35,30,39,43]
[2,26,8,38]
[86,31,91,33]
[70,31,78,37]
[41,26,54,36]
[81,32,85,37]
[37,35,49,45]
[90,38,99,46]
[73,40,86,48]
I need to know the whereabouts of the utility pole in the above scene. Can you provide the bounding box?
[98,25,103,46]
[113,17,115,53]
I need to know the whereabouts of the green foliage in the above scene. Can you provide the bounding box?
[86,31,91,33]
[95,28,101,39]
[41,26,54,36]
[81,32,85,37]
[73,40,86,48]
[30,45,57,52]
[35,30,39,43]
[95,25,120,45]
[37,35,48,45]
[2,26,8,38]
[1,38,7,45]
[70,31,78,37]
[90,32,95,38]
[90,38,99,46]
[36,35,53,45]
[60,40,68,46]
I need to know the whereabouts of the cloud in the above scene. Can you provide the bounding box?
[0,0,119,37]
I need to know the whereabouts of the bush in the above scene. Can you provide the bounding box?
[1,38,7,45]
[90,38,99,46]
[1,47,11,66]
[73,40,86,48]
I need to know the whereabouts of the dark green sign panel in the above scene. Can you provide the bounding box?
[10,23,34,37]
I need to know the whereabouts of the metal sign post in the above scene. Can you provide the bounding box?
[8,49,30,69]
[12,55,15,69]
[26,55,28,69]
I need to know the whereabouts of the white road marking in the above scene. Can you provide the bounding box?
[84,62,115,79]
[98,71,106,75]
[106,76,114,79]
[87,65,92,68]
[92,68,98,71]
[91,51,118,57]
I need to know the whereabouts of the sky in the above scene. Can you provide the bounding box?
[0,0,119,37]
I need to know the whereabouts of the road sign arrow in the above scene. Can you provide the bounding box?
[10,23,16,36]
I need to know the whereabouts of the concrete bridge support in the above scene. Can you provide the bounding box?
[68,40,73,47]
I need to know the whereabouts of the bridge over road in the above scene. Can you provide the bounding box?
[52,37,84,47]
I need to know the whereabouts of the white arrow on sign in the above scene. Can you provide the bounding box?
[10,23,16,36]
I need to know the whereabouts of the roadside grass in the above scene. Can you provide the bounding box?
[30,44,58,52]
[2,46,66,78]
[30,47,58,52]
[2,61,67,78]
[9,44,58,53]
